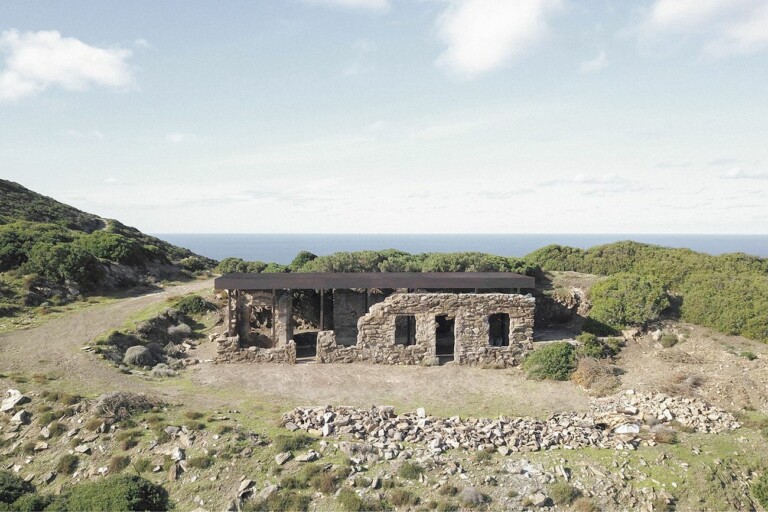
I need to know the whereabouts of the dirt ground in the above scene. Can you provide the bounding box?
[3,279,768,420]
[617,321,768,413]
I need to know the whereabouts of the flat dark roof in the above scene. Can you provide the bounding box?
[214,272,535,291]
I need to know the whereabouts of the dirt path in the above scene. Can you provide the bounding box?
[189,360,588,418]
[0,279,215,394]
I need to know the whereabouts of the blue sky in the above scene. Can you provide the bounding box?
[1,0,767,234]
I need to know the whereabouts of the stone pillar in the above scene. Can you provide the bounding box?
[275,290,293,345]
[227,289,240,338]
[333,289,367,346]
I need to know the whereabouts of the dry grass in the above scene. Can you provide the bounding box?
[95,392,161,420]
[571,357,620,397]
[657,372,705,397]
[656,349,705,365]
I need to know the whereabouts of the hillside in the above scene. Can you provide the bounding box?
[0,179,216,318]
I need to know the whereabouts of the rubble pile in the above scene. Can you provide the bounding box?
[282,391,740,455]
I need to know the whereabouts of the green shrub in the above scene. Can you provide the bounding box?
[174,295,215,316]
[0,470,35,504]
[589,273,669,329]
[108,455,131,474]
[56,454,79,475]
[9,492,53,511]
[398,462,423,480]
[187,456,213,469]
[21,242,103,289]
[752,471,768,509]
[659,333,679,348]
[741,351,758,361]
[576,333,621,359]
[244,491,311,512]
[56,474,170,511]
[337,488,366,512]
[474,450,492,463]
[273,434,314,453]
[522,342,576,380]
[132,457,152,475]
[79,231,148,266]
[390,488,420,507]
[549,482,580,505]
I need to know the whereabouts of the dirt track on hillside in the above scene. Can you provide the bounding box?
[0,279,215,397]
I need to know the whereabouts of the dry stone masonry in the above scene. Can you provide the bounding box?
[317,292,534,366]
[215,272,537,367]
[282,390,739,455]
[217,288,536,367]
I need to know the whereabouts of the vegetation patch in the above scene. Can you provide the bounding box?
[273,433,315,453]
[522,342,576,381]
[548,481,581,505]
[0,470,35,504]
[398,461,424,480]
[56,454,79,475]
[53,474,171,511]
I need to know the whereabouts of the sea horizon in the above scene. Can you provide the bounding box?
[153,233,768,265]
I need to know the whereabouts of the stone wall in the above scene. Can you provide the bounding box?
[316,292,534,367]
[215,333,296,364]
[332,289,367,346]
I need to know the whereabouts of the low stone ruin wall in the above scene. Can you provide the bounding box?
[316,330,434,365]
[215,334,296,364]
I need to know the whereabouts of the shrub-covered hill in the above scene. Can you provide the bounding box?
[0,179,216,308]
[527,241,768,342]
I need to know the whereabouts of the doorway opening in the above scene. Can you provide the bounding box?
[435,315,455,363]
[489,313,510,347]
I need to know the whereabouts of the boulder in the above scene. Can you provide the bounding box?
[1,390,29,413]
[11,410,30,425]
[275,452,292,465]
[527,492,549,507]
[171,447,186,461]
[123,346,155,366]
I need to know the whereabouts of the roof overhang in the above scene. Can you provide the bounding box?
[214,272,535,291]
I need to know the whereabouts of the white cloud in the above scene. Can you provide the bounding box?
[579,50,606,73]
[66,129,104,139]
[706,3,768,56]
[640,0,768,57]
[166,132,196,143]
[720,167,768,179]
[435,0,561,78]
[303,0,389,11]
[647,0,735,31]
[134,38,152,49]
[0,29,133,102]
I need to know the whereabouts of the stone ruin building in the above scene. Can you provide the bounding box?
[213,272,535,367]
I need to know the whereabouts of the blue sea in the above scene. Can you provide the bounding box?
[153,234,768,264]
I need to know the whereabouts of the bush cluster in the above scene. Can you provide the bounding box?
[527,241,768,342]
[173,295,215,316]
[588,273,669,329]
[522,342,576,380]
[217,250,538,276]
